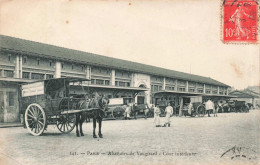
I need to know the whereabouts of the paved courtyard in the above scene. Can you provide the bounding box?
[0,110,259,165]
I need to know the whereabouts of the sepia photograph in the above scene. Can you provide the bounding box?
[0,0,259,164]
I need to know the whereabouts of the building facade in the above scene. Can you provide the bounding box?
[0,35,230,123]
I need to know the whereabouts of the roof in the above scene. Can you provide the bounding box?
[0,35,230,87]
[155,90,236,98]
[229,90,260,98]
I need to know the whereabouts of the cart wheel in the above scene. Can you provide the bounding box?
[56,114,76,133]
[197,105,205,117]
[25,103,46,136]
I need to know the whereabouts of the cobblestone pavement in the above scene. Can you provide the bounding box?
[0,110,259,165]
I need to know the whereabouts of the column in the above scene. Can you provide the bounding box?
[175,80,178,91]
[179,97,183,117]
[226,87,229,95]
[3,91,7,122]
[19,55,23,78]
[162,77,166,90]
[131,73,135,87]
[86,65,91,80]
[55,61,61,78]
[195,82,198,93]
[203,84,206,93]
[111,69,115,86]
[217,86,220,95]
[186,81,189,92]
[15,55,19,78]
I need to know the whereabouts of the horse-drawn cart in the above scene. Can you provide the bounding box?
[21,77,98,136]
[182,102,206,117]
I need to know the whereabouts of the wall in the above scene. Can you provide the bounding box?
[132,73,151,104]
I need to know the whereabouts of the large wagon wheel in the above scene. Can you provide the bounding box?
[25,103,46,136]
[56,114,76,133]
[197,105,205,117]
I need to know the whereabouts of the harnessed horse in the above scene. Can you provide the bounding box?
[75,94,109,138]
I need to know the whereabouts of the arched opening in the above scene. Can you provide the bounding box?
[137,84,147,105]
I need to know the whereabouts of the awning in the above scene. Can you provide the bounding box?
[154,90,237,98]
[79,84,149,92]
[0,77,35,83]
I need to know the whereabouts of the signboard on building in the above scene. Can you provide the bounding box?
[109,98,124,105]
[22,82,44,97]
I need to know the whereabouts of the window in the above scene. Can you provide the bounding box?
[96,79,104,85]
[178,87,186,92]
[206,90,211,94]
[115,81,118,86]
[22,72,30,79]
[119,81,125,87]
[166,86,174,91]
[159,86,162,91]
[72,64,74,70]
[91,79,95,84]
[4,70,14,78]
[188,88,195,92]
[82,66,84,71]
[8,92,15,106]
[49,61,52,67]
[197,89,203,93]
[105,80,110,85]
[37,58,40,65]
[61,63,64,69]
[212,90,218,94]
[154,85,158,91]
[31,73,44,79]
[8,54,11,61]
[23,56,27,63]
[46,74,53,79]
[126,82,130,87]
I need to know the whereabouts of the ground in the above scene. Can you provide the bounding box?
[0,110,259,165]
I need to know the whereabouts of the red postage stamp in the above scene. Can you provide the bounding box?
[222,0,258,43]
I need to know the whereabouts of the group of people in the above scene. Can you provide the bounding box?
[124,98,219,128]
[153,103,173,127]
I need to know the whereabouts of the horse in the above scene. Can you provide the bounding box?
[75,94,109,138]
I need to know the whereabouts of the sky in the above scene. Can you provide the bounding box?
[0,0,259,89]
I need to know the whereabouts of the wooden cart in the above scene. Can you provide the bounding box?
[20,77,96,136]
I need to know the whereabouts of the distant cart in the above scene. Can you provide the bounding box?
[182,102,206,117]
[20,77,98,136]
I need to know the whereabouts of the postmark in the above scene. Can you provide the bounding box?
[220,145,258,162]
[222,0,258,43]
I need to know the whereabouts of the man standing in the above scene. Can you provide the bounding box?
[205,99,214,117]
[163,103,173,127]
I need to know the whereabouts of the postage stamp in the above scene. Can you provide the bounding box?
[222,0,258,43]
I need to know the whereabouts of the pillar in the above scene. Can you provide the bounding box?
[217,86,220,95]
[175,80,178,91]
[163,77,166,90]
[131,73,135,87]
[203,84,206,93]
[86,65,91,80]
[179,97,183,117]
[19,55,23,78]
[226,87,229,95]
[195,82,198,93]
[55,61,61,78]
[186,81,189,92]
[15,55,19,78]
[111,69,115,86]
